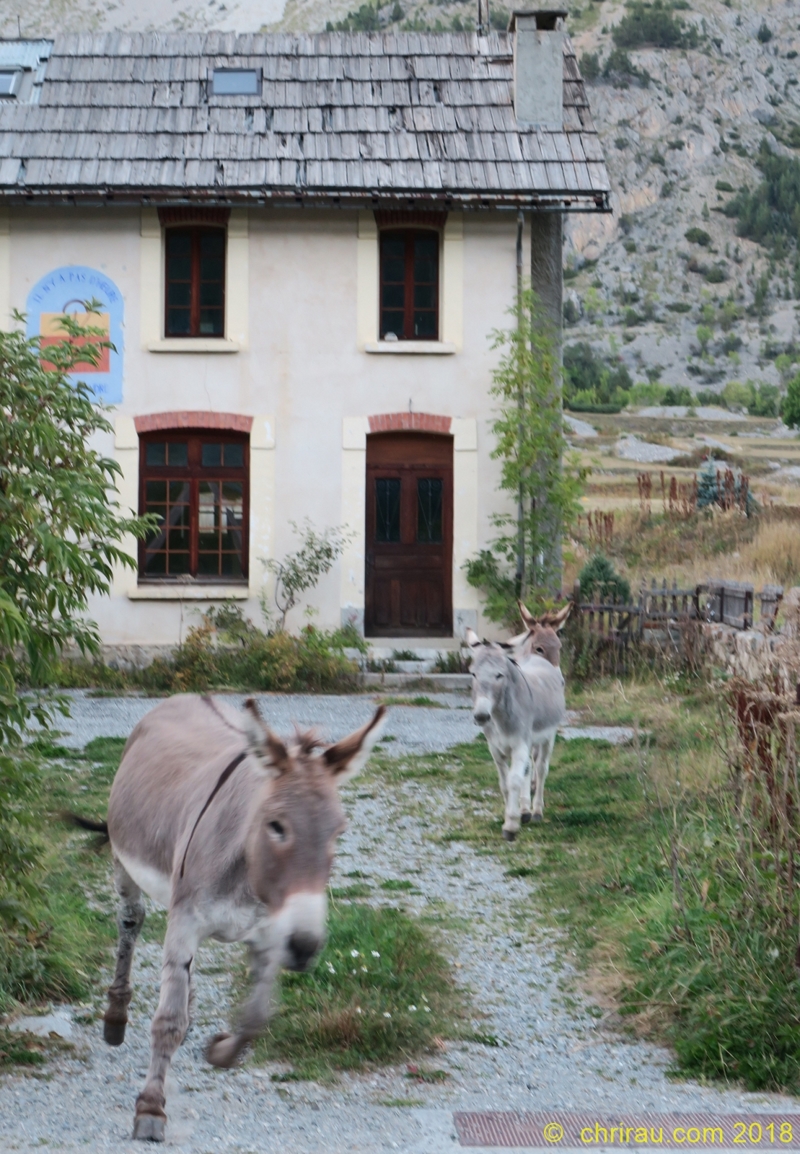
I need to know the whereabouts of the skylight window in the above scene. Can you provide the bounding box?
[0,70,22,98]
[210,68,261,96]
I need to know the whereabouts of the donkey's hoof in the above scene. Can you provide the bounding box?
[206,1031,240,1069]
[521,812,532,825]
[502,829,517,842]
[532,813,543,823]
[103,1018,127,1047]
[133,1113,166,1142]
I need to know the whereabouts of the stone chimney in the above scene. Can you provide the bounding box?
[509,9,566,130]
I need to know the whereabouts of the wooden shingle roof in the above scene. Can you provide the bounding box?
[0,32,609,208]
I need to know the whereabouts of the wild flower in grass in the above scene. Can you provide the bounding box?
[355,1007,362,1015]
[361,965,368,972]
[350,949,359,957]
[371,950,380,958]
[383,1011,391,1018]
[326,961,336,974]
[408,1005,417,1012]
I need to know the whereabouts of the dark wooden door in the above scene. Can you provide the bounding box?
[365,432,453,637]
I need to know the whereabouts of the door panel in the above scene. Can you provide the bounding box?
[365,432,453,637]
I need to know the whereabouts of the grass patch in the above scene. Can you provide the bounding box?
[371,677,800,1093]
[376,696,445,708]
[0,736,124,1032]
[0,1027,71,1069]
[380,879,417,892]
[251,902,467,1078]
[379,1097,425,1107]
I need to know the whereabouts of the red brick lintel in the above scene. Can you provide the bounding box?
[133,411,253,435]
[368,412,452,434]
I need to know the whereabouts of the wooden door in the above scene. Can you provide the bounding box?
[365,432,453,637]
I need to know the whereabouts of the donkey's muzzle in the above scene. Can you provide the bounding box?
[473,710,490,725]
[286,931,321,972]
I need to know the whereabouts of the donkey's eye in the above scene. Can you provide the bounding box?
[536,646,545,654]
[495,672,504,680]
[267,820,286,841]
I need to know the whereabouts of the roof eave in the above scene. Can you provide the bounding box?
[0,186,612,212]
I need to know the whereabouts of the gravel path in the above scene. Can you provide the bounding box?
[4,694,798,1152]
[32,691,636,753]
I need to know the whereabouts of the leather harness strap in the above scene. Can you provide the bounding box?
[179,750,248,879]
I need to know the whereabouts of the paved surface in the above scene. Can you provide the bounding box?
[4,693,797,1152]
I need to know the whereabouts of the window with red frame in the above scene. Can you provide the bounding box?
[379,230,439,341]
[165,227,225,337]
[139,433,248,581]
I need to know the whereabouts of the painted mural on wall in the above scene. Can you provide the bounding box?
[26,266,124,404]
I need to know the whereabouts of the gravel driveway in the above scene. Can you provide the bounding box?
[4,693,798,1152]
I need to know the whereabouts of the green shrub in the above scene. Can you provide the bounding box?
[781,370,800,427]
[578,555,631,603]
[756,20,772,42]
[563,341,633,406]
[603,47,650,85]
[748,382,779,417]
[662,385,693,406]
[612,0,698,49]
[725,142,800,251]
[580,51,601,80]
[685,227,711,246]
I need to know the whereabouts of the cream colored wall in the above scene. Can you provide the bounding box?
[5,205,523,645]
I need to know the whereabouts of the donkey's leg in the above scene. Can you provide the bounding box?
[521,747,538,824]
[133,909,199,1142]
[502,746,530,841]
[532,734,555,821]
[104,859,145,1047]
[489,744,510,828]
[206,942,279,1069]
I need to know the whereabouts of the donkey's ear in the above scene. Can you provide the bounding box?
[243,698,291,775]
[323,706,387,783]
[465,627,481,648]
[549,602,572,632]
[505,628,528,648]
[518,600,537,630]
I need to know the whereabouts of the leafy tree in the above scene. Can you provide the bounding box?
[725,143,800,252]
[465,287,586,623]
[662,385,693,406]
[0,309,150,745]
[612,0,698,49]
[685,227,711,247]
[782,371,800,428]
[580,51,601,80]
[696,324,713,353]
[265,520,352,631]
[563,341,633,406]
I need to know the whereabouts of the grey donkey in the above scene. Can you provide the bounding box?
[72,693,386,1142]
[466,629,566,839]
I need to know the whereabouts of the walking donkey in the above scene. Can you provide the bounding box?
[73,693,385,1142]
[466,602,570,840]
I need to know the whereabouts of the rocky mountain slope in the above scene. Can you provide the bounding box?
[5,0,800,400]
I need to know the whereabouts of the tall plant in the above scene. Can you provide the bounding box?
[465,285,585,625]
[0,307,151,744]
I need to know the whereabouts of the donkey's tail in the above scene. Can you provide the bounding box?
[63,812,110,849]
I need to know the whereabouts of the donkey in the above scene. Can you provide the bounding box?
[505,601,571,667]
[74,693,385,1142]
[466,629,566,840]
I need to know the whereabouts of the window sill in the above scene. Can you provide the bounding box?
[364,341,456,355]
[147,339,240,354]
[129,584,249,601]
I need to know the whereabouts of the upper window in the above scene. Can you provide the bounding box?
[139,433,248,582]
[0,70,22,99]
[380,230,439,341]
[165,228,225,338]
[210,68,261,96]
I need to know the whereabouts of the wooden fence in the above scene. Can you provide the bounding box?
[567,579,784,646]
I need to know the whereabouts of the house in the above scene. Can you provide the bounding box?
[0,19,608,655]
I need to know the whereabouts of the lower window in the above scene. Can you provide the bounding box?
[139,432,248,580]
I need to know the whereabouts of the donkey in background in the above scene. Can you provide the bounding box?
[74,694,385,1142]
[466,603,569,840]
